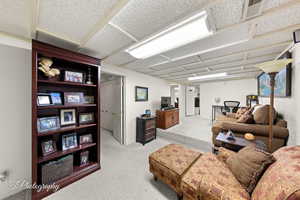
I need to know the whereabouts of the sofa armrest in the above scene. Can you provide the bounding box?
[275,119,287,128]
[213,121,289,139]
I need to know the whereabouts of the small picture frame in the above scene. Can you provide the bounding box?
[62,133,78,151]
[84,96,94,104]
[37,93,52,106]
[80,151,89,166]
[79,113,94,125]
[65,71,84,83]
[37,116,60,132]
[41,140,57,156]
[60,109,76,126]
[64,92,84,105]
[79,134,93,145]
[50,92,62,105]
[135,86,148,102]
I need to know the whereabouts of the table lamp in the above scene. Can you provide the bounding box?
[256,58,293,151]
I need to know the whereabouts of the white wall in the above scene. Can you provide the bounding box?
[101,62,170,145]
[0,44,31,199]
[199,78,257,119]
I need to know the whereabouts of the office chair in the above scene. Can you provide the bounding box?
[222,101,240,115]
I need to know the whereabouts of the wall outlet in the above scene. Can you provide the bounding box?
[0,170,9,182]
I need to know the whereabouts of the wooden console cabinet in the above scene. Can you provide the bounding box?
[156,109,179,129]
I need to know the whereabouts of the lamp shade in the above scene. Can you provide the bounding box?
[255,59,293,73]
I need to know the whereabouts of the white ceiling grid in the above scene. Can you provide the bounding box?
[0,0,298,83]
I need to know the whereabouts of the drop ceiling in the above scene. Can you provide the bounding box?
[0,0,298,84]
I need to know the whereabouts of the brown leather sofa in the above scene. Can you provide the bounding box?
[212,114,289,152]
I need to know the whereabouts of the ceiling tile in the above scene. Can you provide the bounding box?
[104,51,136,66]
[38,0,120,41]
[199,30,291,60]
[263,0,294,11]
[111,0,208,39]
[256,4,300,36]
[84,24,135,58]
[0,0,31,37]
[151,56,200,71]
[124,55,168,69]
[209,0,244,29]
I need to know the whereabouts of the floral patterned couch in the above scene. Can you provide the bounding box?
[149,144,300,200]
[181,146,300,200]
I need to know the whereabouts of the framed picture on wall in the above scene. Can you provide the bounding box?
[135,86,148,102]
[257,52,292,97]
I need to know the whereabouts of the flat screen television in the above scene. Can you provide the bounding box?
[161,97,171,109]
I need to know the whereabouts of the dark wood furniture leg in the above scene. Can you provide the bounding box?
[177,194,183,200]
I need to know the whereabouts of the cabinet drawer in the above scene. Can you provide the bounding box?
[145,120,156,130]
[145,129,156,140]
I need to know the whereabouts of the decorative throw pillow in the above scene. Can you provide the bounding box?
[253,105,276,125]
[226,146,276,193]
[237,113,254,124]
[235,107,248,119]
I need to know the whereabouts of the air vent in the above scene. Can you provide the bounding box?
[243,0,264,20]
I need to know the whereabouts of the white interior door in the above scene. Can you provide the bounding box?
[112,77,123,144]
[186,86,195,116]
[100,77,123,144]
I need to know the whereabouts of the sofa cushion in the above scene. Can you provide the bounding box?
[217,147,237,163]
[149,144,202,194]
[149,144,201,176]
[253,105,276,125]
[181,153,250,200]
[237,113,254,124]
[236,107,249,119]
[252,146,300,200]
[226,146,276,193]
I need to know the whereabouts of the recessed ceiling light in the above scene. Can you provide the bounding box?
[125,11,213,59]
[188,72,228,81]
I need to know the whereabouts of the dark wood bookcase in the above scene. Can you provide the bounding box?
[32,40,101,199]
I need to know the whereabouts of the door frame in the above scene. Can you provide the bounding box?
[100,71,126,145]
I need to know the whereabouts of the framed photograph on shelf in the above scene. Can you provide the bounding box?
[62,133,78,151]
[50,92,62,105]
[37,93,52,106]
[79,134,93,145]
[80,151,89,166]
[79,113,94,125]
[37,116,60,133]
[84,96,94,104]
[60,109,76,126]
[64,92,84,105]
[41,140,57,156]
[135,86,148,102]
[64,71,84,83]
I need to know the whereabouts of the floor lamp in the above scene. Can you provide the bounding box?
[256,58,293,152]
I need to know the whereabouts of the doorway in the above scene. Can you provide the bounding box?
[100,72,125,144]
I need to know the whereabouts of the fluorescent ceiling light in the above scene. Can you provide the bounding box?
[188,72,228,81]
[125,11,213,59]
